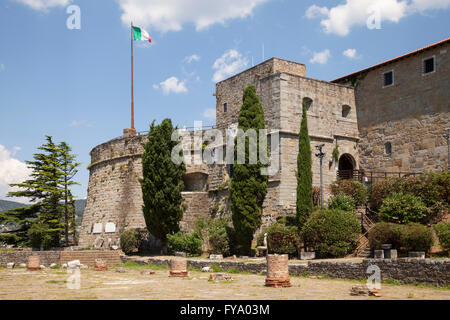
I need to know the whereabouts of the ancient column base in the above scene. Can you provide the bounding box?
[94,266,108,271]
[265,277,291,288]
[27,266,41,271]
[123,128,137,138]
[169,271,189,277]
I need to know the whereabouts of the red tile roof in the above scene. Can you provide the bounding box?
[332,37,450,83]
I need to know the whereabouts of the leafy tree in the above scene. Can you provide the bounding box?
[140,119,186,254]
[58,142,80,245]
[1,137,79,247]
[230,85,268,255]
[296,99,313,230]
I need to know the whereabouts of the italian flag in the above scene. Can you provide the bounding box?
[132,26,151,43]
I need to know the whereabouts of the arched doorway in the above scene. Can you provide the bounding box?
[338,154,356,180]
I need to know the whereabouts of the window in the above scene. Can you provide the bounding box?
[223,103,228,113]
[383,70,394,87]
[423,56,435,75]
[303,97,313,112]
[385,142,392,156]
[342,105,351,118]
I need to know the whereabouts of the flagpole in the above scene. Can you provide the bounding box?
[131,22,135,130]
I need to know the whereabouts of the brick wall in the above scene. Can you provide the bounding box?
[125,256,450,286]
[0,251,60,266]
[0,250,122,267]
[60,251,122,267]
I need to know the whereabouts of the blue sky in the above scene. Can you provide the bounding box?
[0,0,449,201]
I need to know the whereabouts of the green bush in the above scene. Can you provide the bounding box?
[368,222,403,250]
[258,220,300,256]
[401,223,434,252]
[120,228,145,255]
[330,180,367,207]
[195,218,236,256]
[379,192,428,224]
[0,233,20,245]
[167,231,202,257]
[300,209,360,258]
[328,194,356,211]
[28,223,57,249]
[433,223,450,252]
[369,171,449,222]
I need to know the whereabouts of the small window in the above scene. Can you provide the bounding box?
[303,97,313,112]
[423,56,435,75]
[223,103,228,113]
[383,70,394,87]
[342,105,351,118]
[385,142,392,156]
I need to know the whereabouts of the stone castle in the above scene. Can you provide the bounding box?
[79,38,449,249]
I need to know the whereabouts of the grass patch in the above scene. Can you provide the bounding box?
[187,265,202,272]
[122,261,167,270]
[46,280,67,284]
[211,264,225,273]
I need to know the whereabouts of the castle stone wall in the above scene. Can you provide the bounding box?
[341,42,450,172]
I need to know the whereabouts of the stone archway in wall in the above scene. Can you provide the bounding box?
[338,153,356,180]
[183,172,208,192]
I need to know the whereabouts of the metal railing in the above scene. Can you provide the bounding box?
[337,170,422,183]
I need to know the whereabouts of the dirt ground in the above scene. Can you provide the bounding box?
[0,265,448,300]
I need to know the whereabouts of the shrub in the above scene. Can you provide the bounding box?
[0,233,20,245]
[401,223,434,253]
[167,231,202,257]
[379,192,428,224]
[120,228,145,255]
[258,221,300,256]
[368,178,398,212]
[195,218,236,256]
[328,194,356,211]
[368,222,403,250]
[433,222,450,252]
[368,171,449,220]
[28,223,57,249]
[300,209,360,258]
[330,180,367,207]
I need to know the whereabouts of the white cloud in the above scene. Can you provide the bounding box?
[203,108,216,120]
[343,48,359,59]
[12,0,72,11]
[184,54,200,63]
[305,4,329,19]
[0,145,31,202]
[305,0,450,36]
[157,77,188,95]
[69,120,92,128]
[212,49,248,82]
[310,49,331,64]
[118,0,269,32]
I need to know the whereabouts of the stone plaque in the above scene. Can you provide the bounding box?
[92,223,103,234]
[105,222,116,233]
[27,256,41,271]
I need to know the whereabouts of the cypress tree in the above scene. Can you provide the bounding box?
[140,119,186,253]
[296,99,313,231]
[230,85,268,255]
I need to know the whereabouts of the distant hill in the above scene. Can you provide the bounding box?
[0,200,28,213]
[1,199,86,224]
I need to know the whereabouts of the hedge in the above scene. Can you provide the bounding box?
[330,180,367,207]
[369,222,434,252]
[301,209,360,258]
[258,219,300,256]
[433,222,450,252]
